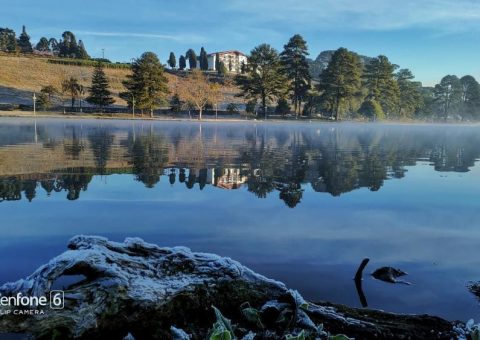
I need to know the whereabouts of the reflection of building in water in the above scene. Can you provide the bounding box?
[211,168,247,190]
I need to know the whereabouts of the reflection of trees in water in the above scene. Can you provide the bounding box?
[3,125,480,206]
[88,128,114,175]
[130,134,169,188]
[64,128,85,160]
[0,173,92,202]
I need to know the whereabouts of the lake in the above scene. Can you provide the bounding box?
[0,117,479,322]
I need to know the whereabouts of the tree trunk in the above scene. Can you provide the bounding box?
[262,93,266,120]
[198,108,202,120]
[150,109,153,118]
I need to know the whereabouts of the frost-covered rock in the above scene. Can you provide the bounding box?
[0,236,464,339]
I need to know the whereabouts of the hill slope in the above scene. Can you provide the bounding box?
[0,55,240,107]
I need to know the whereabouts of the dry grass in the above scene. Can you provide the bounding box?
[0,55,243,106]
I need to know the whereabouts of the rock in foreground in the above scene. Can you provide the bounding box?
[0,236,467,339]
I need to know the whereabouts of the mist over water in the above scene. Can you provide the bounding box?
[1,118,480,321]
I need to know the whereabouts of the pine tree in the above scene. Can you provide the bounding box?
[235,44,288,118]
[86,63,115,111]
[121,52,169,117]
[59,31,79,58]
[179,55,186,70]
[199,47,208,70]
[317,48,362,120]
[35,37,50,51]
[280,34,311,116]
[363,55,400,116]
[168,52,176,69]
[186,49,197,69]
[434,75,462,121]
[0,28,17,52]
[76,40,90,59]
[460,75,480,119]
[395,69,423,118]
[17,25,33,53]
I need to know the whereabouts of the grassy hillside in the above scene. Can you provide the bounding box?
[0,55,241,107]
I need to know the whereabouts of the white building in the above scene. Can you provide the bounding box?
[207,51,247,73]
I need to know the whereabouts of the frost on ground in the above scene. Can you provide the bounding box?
[0,235,465,339]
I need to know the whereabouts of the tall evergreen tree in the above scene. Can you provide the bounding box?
[179,55,186,70]
[363,55,400,116]
[48,38,59,54]
[86,63,115,111]
[35,37,50,51]
[0,28,17,52]
[395,69,423,118]
[433,75,462,121]
[17,25,33,53]
[235,44,288,118]
[280,34,311,116]
[460,75,480,119]
[317,48,362,120]
[76,40,89,59]
[168,52,176,69]
[59,31,78,58]
[199,47,208,70]
[186,49,197,69]
[121,52,169,117]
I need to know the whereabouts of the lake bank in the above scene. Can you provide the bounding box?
[1,110,479,126]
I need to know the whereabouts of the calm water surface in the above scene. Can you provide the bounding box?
[1,117,480,321]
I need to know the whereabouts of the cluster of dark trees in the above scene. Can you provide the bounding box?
[167,48,208,71]
[0,26,89,59]
[235,34,480,121]
[167,48,232,75]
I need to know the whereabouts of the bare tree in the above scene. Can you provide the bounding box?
[177,70,221,120]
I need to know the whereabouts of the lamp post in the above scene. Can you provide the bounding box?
[132,94,135,118]
[33,92,36,116]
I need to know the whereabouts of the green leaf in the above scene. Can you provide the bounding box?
[329,334,353,340]
[241,307,264,329]
[210,329,232,340]
[285,330,306,340]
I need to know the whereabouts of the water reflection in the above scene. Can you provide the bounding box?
[1,120,479,206]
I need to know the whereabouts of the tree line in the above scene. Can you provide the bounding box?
[235,34,480,121]
[0,26,89,59]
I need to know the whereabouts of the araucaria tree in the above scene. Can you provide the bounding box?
[17,25,33,53]
[168,52,176,69]
[236,44,288,118]
[199,47,208,70]
[317,48,362,120]
[86,62,115,111]
[121,52,169,118]
[280,34,311,116]
[186,49,197,69]
[363,55,400,116]
[177,69,220,120]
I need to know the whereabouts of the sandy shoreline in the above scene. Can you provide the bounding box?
[1,110,479,126]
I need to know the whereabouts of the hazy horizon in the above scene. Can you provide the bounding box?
[3,0,480,86]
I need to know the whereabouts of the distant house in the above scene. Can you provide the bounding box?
[207,51,247,73]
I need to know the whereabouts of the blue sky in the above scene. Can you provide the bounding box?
[3,0,480,85]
